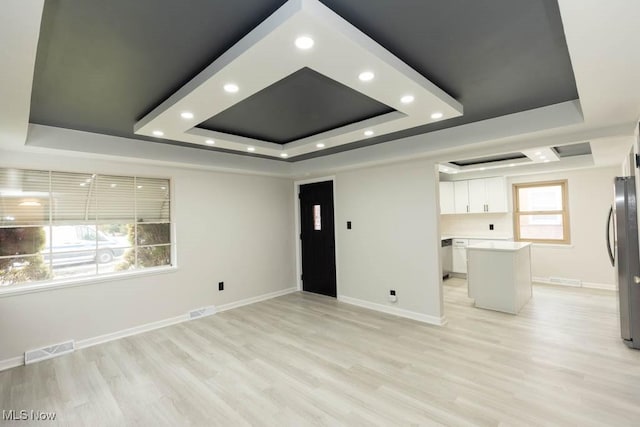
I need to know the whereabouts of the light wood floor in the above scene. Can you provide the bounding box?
[2,279,640,426]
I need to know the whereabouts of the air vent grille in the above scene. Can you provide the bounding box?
[189,306,216,319]
[25,340,75,364]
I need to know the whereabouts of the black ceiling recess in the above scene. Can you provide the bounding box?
[197,68,394,144]
[553,142,592,157]
[450,152,528,167]
[30,0,578,161]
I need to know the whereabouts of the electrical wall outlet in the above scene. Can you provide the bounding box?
[388,289,398,303]
[489,224,494,230]
[218,282,224,291]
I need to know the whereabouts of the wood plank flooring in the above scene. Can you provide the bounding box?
[2,279,640,426]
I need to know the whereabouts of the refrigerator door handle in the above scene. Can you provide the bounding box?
[606,205,615,266]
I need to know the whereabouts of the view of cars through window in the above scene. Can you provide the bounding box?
[41,225,131,278]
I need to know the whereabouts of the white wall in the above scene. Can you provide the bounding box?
[0,149,296,361]
[334,160,444,322]
[509,167,617,287]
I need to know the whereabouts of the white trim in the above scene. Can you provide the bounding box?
[294,175,337,293]
[217,286,297,312]
[0,286,298,372]
[338,295,447,326]
[0,356,24,372]
[0,266,178,298]
[532,276,615,291]
[76,314,187,350]
[582,281,617,291]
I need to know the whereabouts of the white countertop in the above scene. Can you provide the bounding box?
[466,241,531,252]
[441,235,513,241]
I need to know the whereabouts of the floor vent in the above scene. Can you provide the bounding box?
[549,277,582,287]
[25,340,75,365]
[189,306,216,320]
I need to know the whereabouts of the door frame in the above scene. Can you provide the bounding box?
[294,175,338,294]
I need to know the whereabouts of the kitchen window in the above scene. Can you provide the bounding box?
[0,168,172,288]
[513,180,570,244]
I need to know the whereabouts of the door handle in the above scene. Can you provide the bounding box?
[606,206,615,267]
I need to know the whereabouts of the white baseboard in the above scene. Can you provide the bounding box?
[582,281,617,291]
[0,286,298,372]
[76,314,188,350]
[0,356,24,371]
[533,276,615,291]
[216,286,297,312]
[337,295,447,326]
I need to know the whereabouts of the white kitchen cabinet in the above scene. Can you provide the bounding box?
[485,177,508,212]
[439,182,455,214]
[468,179,486,213]
[466,177,508,213]
[453,181,469,213]
[452,239,468,273]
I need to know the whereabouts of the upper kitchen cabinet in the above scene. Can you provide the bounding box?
[441,177,508,214]
[454,181,470,213]
[439,181,455,214]
[469,177,507,213]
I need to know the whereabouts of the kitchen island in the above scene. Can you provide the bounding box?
[467,241,532,314]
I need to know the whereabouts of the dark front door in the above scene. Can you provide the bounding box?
[299,181,337,297]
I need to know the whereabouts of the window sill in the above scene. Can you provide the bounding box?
[0,266,178,299]
[530,243,574,248]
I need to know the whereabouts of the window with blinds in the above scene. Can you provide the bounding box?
[0,168,172,287]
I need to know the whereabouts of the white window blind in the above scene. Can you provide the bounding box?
[0,168,173,287]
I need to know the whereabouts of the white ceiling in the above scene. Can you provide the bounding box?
[1,0,639,178]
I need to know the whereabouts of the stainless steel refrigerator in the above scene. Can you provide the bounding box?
[606,176,640,349]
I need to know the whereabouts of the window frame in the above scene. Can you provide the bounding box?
[513,179,571,244]
[0,168,175,294]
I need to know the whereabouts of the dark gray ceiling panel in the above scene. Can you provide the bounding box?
[553,142,592,157]
[197,68,394,144]
[450,153,527,167]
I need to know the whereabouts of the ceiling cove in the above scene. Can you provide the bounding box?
[30,0,578,162]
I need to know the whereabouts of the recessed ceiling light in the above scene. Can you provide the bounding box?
[160,186,166,190]
[442,168,449,172]
[4,216,15,221]
[535,151,542,156]
[137,185,143,189]
[110,183,117,188]
[509,164,516,167]
[224,83,239,93]
[180,111,194,120]
[451,171,458,174]
[152,130,164,137]
[364,130,374,137]
[247,146,255,152]
[19,200,41,206]
[280,153,289,158]
[540,156,547,160]
[431,112,444,120]
[295,36,314,50]
[401,95,415,104]
[480,167,486,171]
[79,183,86,187]
[544,159,550,163]
[358,71,375,82]
[316,143,325,148]
[205,139,215,145]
